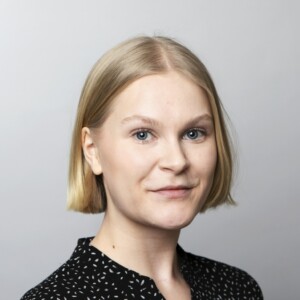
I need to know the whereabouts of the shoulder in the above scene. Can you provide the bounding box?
[20,238,93,300]
[20,260,80,300]
[179,248,264,299]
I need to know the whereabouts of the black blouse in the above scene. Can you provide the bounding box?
[21,237,263,299]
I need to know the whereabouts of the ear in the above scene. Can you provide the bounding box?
[81,127,102,175]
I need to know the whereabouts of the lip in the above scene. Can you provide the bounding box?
[151,185,193,199]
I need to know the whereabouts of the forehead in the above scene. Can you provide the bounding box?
[108,71,212,124]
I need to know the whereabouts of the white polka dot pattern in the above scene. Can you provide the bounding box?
[21,237,263,299]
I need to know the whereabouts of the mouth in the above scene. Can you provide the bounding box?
[150,185,193,199]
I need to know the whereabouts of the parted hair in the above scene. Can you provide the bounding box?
[67,36,235,213]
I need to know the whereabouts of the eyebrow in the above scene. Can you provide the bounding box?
[121,114,214,127]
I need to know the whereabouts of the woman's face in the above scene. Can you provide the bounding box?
[85,71,217,231]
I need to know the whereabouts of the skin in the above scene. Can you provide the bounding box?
[82,71,217,300]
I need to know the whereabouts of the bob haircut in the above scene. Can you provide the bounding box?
[67,36,235,213]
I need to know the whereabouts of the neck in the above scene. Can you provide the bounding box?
[91,213,182,281]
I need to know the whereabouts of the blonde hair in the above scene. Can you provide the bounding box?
[67,36,235,213]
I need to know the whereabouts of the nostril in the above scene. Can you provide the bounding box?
[158,145,188,173]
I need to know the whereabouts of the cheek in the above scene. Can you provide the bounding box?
[122,143,158,172]
[193,144,217,179]
[206,147,218,173]
[101,142,156,183]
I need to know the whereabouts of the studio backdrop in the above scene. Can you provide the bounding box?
[0,1,299,299]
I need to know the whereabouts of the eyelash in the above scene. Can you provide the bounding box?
[183,128,207,140]
[132,127,207,144]
[132,129,154,143]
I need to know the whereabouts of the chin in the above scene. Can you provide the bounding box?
[155,213,196,231]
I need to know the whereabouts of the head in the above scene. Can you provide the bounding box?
[67,36,235,214]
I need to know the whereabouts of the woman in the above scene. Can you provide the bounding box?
[21,36,263,299]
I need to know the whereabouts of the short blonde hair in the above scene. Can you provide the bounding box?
[67,36,235,213]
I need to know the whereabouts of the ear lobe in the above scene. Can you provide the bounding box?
[81,127,102,175]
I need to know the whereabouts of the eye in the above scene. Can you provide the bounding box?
[133,129,153,143]
[183,128,206,140]
[136,131,149,140]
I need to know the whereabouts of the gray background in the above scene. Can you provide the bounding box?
[0,1,299,299]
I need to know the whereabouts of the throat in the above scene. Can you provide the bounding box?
[90,216,182,281]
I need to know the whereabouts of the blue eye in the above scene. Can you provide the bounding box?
[184,129,205,140]
[135,131,149,140]
[133,130,154,142]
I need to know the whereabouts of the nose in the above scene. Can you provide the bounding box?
[158,140,189,174]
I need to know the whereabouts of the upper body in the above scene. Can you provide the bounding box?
[21,36,263,299]
[21,237,263,300]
